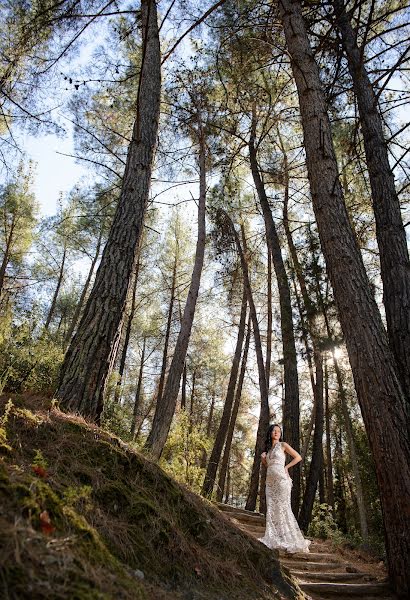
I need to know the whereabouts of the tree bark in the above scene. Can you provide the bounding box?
[0,213,16,298]
[156,252,178,407]
[217,315,251,503]
[202,285,247,497]
[333,0,410,406]
[278,1,410,593]
[65,227,103,345]
[57,0,161,423]
[145,118,207,459]
[249,125,300,512]
[233,223,269,512]
[45,247,66,330]
[324,362,335,510]
[113,255,140,403]
[181,361,187,410]
[332,353,369,543]
[298,350,324,530]
[130,337,146,439]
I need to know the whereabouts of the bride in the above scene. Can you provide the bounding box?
[258,424,310,554]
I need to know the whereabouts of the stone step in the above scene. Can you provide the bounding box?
[222,510,265,525]
[282,561,348,572]
[284,552,340,562]
[299,581,390,596]
[292,571,377,583]
[238,522,265,534]
[215,503,264,518]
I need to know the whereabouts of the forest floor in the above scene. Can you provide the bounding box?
[0,393,303,600]
[218,505,393,600]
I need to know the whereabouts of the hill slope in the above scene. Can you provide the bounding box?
[0,395,301,600]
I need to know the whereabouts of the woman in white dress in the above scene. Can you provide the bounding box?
[258,424,310,554]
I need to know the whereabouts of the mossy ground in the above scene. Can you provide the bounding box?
[0,395,302,600]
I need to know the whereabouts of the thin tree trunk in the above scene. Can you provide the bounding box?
[259,247,273,514]
[200,381,216,469]
[65,227,103,344]
[145,117,207,459]
[113,255,141,403]
[202,285,247,497]
[206,382,216,438]
[324,362,335,510]
[57,0,161,423]
[332,353,369,543]
[224,460,231,504]
[181,361,187,410]
[156,252,178,406]
[188,368,196,433]
[249,123,300,512]
[278,1,410,592]
[334,429,348,533]
[226,220,269,512]
[0,214,15,297]
[217,316,251,503]
[45,247,66,330]
[333,0,410,404]
[298,350,324,530]
[290,273,316,463]
[131,337,146,439]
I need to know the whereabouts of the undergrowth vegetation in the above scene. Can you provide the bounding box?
[0,395,301,600]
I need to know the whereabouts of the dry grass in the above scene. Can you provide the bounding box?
[0,394,302,600]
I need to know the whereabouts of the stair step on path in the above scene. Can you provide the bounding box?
[222,511,265,525]
[281,560,348,572]
[216,504,393,599]
[298,581,390,596]
[292,571,378,582]
[283,552,340,562]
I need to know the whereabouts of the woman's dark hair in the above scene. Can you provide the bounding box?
[264,424,283,453]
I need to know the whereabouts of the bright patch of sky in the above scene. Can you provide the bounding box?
[23,128,90,216]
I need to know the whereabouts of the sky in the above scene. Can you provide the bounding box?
[23,129,90,216]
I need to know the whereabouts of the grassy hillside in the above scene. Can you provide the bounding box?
[0,395,302,600]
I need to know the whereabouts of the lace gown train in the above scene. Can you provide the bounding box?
[258,442,310,553]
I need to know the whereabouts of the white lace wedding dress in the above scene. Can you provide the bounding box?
[258,442,310,553]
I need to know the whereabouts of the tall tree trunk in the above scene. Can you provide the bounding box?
[278,1,410,593]
[156,252,178,407]
[65,228,103,344]
[217,316,251,503]
[324,362,335,510]
[57,0,161,423]
[259,246,273,515]
[332,353,369,543]
[230,221,269,512]
[224,459,231,504]
[45,247,66,330]
[113,255,141,403]
[188,368,196,433]
[202,285,247,497]
[334,429,348,533]
[130,337,146,439]
[333,0,410,403]
[0,214,15,298]
[249,124,300,512]
[200,380,216,469]
[298,350,324,530]
[290,273,316,463]
[181,361,187,410]
[145,119,207,459]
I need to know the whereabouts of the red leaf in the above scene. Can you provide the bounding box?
[32,465,47,478]
[39,510,55,535]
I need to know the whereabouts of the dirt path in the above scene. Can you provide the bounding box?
[216,503,394,600]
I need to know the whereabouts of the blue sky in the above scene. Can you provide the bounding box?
[23,130,90,216]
